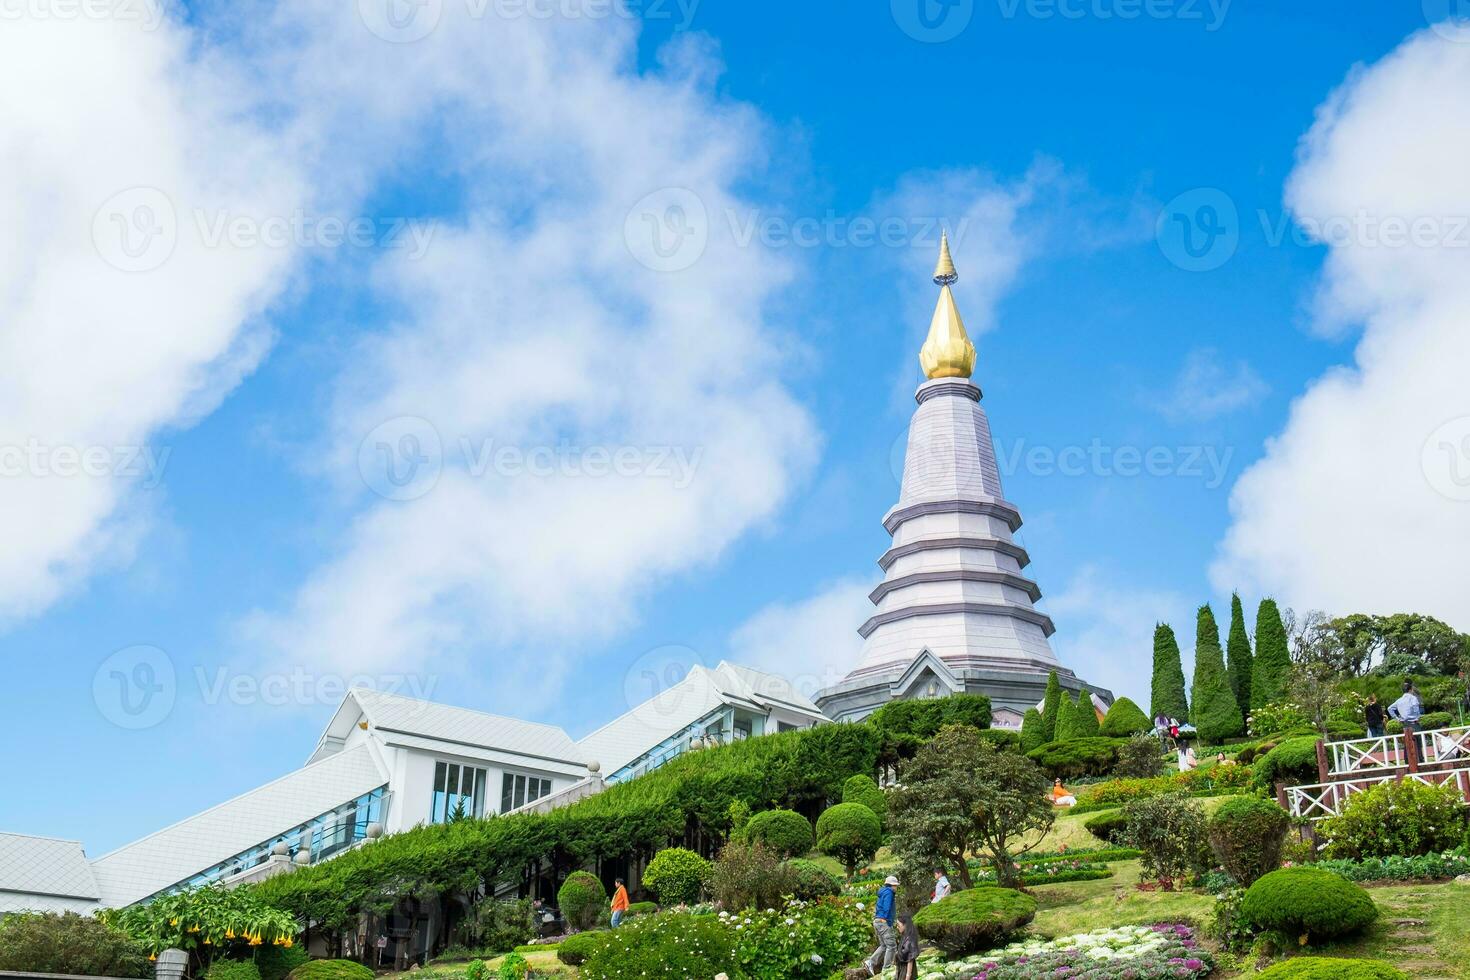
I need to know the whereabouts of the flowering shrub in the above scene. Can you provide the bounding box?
[1248,702,1311,738]
[717,898,869,980]
[1075,765,1254,809]
[918,924,1213,979]
[1319,780,1468,859]
[970,860,1112,887]
[578,912,739,980]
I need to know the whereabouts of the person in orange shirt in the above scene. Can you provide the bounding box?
[1050,778,1076,807]
[610,877,630,928]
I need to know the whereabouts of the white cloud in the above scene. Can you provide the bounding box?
[725,577,875,699]
[1212,26,1470,630]
[0,8,305,622]
[1156,348,1269,422]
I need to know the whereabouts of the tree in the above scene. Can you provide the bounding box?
[1150,623,1189,721]
[1073,692,1101,738]
[1252,599,1292,708]
[1019,707,1045,752]
[1227,593,1253,720]
[1041,671,1062,742]
[1191,604,1244,742]
[1287,661,1348,737]
[1053,690,1080,742]
[1099,696,1152,737]
[887,725,1053,890]
[815,802,882,879]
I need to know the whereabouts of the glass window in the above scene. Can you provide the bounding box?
[432,761,486,823]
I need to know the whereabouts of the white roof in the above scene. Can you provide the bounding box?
[0,833,99,913]
[89,743,389,909]
[339,688,586,766]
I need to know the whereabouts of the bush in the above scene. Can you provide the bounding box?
[578,912,738,980]
[286,962,375,980]
[1319,780,1468,859]
[1124,792,1209,885]
[464,962,488,980]
[1082,809,1129,845]
[744,808,815,858]
[1114,732,1168,778]
[1252,736,1322,792]
[641,847,712,905]
[868,693,992,738]
[1025,736,1123,778]
[0,912,151,977]
[254,945,310,980]
[815,801,882,876]
[1020,708,1046,752]
[459,897,536,953]
[711,839,793,911]
[976,728,1023,752]
[556,931,606,966]
[783,858,842,899]
[1253,959,1408,980]
[1239,867,1378,942]
[557,870,607,931]
[841,774,887,826]
[723,898,871,980]
[1208,797,1290,887]
[496,952,529,980]
[207,963,262,980]
[625,900,658,917]
[1100,696,1152,737]
[912,886,1037,956]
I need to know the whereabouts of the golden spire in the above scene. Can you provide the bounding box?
[919,231,976,379]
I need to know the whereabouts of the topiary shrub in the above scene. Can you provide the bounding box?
[1124,792,1209,886]
[912,886,1037,956]
[1252,736,1322,792]
[1240,867,1378,943]
[1114,732,1168,778]
[557,871,607,931]
[1020,707,1046,753]
[624,900,658,918]
[1026,736,1123,778]
[1252,957,1408,979]
[1083,809,1129,845]
[842,774,887,826]
[1100,696,1152,737]
[783,858,842,899]
[1319,779,1468,860]
[976,728,1023,752]
[1207,796,1289,887]
[641,847,712,905]
[254,945,310,980]
[286,962,374,980]
[578,912,739,980]
[0,912,150,977]
[206,962,262,980]
[815,801,882,877]
[556,930,606,966]
[744,808,815,858]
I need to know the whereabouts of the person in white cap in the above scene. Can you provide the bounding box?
[864,875,899,975]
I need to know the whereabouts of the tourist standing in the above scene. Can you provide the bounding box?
[864,875,898,976]
[1365,694,1385,738]
[931,870,950,904]
[1389,682,1423,737]
[893,915,920,980]
[610,877,629,928]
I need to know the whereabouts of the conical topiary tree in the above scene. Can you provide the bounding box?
[1252,598,1292,710]
[1073,692,1101,738]
[1041,671,1063,742]
[1192,604,1244,742]
[1053,690,1080,742]
[1227,593,1254,721]
[1020,707,1046,753]
[1100,696,1152,737]
[1151,623,1189,722]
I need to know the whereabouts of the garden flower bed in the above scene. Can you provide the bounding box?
[920,924,1214,980]
[1201,850,1470,891]
[972,860,1114,886]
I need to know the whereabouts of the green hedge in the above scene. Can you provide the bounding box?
[1252,736,1322,792]
[285,962,374,980]
[1025,737,1125,778]
[1253,958,1408,979]
[744,809,814,858]
[1240,868,1378,942]
[556,931,605,966]
[1082,809,1129,845]
[205,962,261,980]
[913,887,1037,956]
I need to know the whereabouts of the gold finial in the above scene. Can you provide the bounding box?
[919,232,975,379]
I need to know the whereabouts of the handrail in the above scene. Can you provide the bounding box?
[1286,764,1470,820]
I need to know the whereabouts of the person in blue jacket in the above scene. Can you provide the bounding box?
[864,875,899,976]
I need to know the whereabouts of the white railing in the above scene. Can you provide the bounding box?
[1329,733,1404,775]
[1287,765,1470,820]
[1418,725,1470,767]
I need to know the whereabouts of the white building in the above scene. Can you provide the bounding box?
[0,663,821,915]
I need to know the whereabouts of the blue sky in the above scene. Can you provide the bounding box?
[3,0,1467,854]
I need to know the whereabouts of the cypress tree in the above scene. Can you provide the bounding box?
[1054,691,1080,742]
[1226,592,1254,722]
[1191,603,1244,742]
[1041,671,1063,742]
[1251,598,1292,709]
[1150,623,1189,721]
[1073,691,1101,737]
[1020,707,1045,753]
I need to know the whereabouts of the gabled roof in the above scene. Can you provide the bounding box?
[0,833,99,912]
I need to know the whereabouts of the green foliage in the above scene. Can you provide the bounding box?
[1319,780,1468,859]
[464,960,488,980]
[1042,671,1063,742]
[0,912,151,977]
[1207,797,1289,887]
[890,725,1053,889]
[1251,736,1322,792]
[1192,604,1245,742]
[1239,867,1378,942]
[1073,763,1255,809]
[815,802,882,877]
[495,952,529,980]
[1114,732,1167,778]
[1025,736,1123,779]
[253,943,309,980]
[1247,700,1311,738]
[912,887,1037,956]
[578,912,738,980]
[1082,809,1130,845]
[868,694,993,739]
[557,871,607,931]
[641,847,711,905]
[724,898,870,980]
[1227,593,1254,721]
[458,898,536,953]
[1124,792,1209,885]
[841,774,887,826]
[1073,693,1101,738]
[285,961,374,980]
[711,839,793,911]
[744,808,814,858]
[1099,696,1152,737]
[101,885,299,956]
[1252,598,1292,709]
[1253,958,1408,980]
[976,728,1023,752]
[1020,707,1046,753]
[1053,691,1080,742]
[1151,623,1190,720]
[206,961,262,980]
[783,859,842,899]
[727,798,752,837]
[555,931,605,966]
